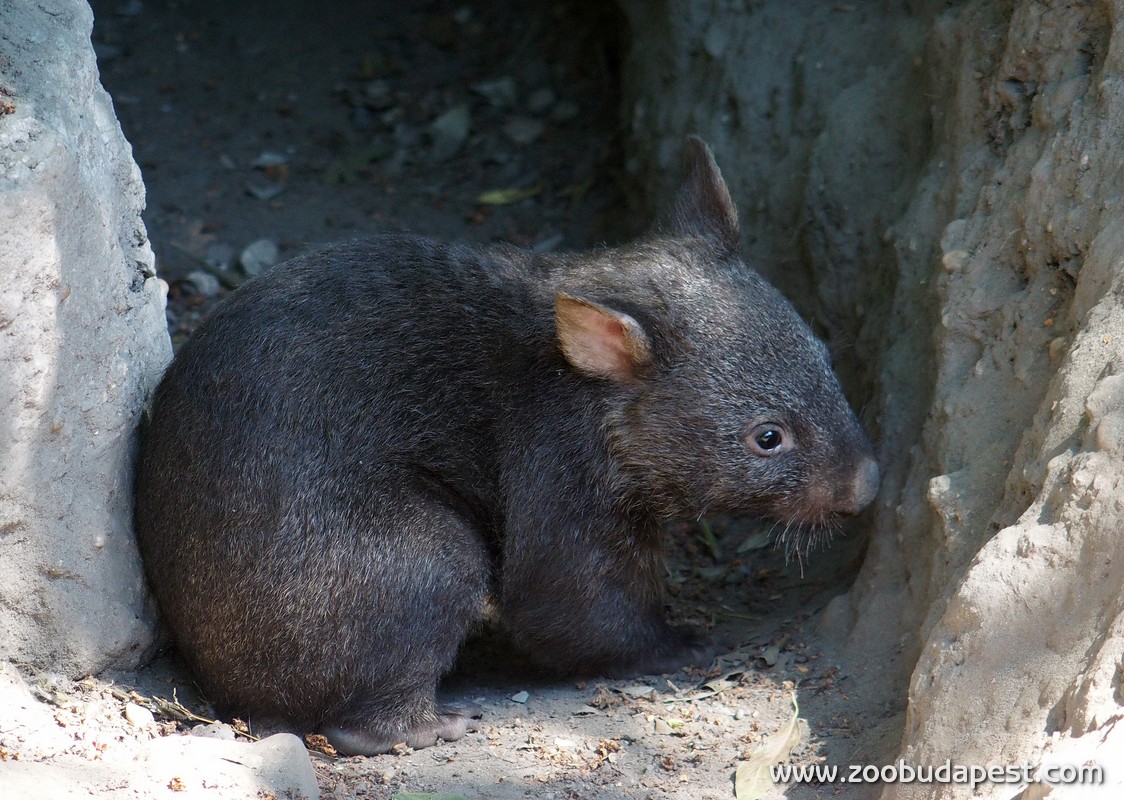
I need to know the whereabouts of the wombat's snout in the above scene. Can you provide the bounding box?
[841,457,880,514]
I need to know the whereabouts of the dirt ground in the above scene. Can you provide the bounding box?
[38,1,895,798]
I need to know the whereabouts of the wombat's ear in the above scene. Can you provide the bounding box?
[555,293,653,382]
[665,135,740,253]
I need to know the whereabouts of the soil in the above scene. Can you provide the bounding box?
[25,1,894,798]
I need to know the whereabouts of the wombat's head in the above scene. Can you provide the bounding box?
[555,137,878,536]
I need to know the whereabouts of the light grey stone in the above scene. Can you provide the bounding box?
[0,0,170,676]
[430,104,470,161]
[185,270,221,297]
[238,237,280,276]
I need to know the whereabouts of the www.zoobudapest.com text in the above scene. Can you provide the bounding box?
[772,760,1104,790]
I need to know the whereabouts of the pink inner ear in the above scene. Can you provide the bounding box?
[556,295,652,382]
[571,305,634,379]
[593,316,631,374]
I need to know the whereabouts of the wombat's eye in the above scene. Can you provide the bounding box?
[746,423,790,457]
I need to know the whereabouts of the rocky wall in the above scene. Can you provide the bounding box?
[0,0,170,675]
[621,0,1124,796]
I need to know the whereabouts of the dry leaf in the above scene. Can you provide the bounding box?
[734,692,802,800]
[615,684,656,697]
[738,530,772,553]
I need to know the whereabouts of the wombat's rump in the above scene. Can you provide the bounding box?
[134,137,878,755]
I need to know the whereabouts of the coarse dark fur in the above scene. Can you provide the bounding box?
[133,137,878,755]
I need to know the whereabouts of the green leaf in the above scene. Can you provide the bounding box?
[476,184,541,205]
[734,692,802,800]
[699,519,721,561]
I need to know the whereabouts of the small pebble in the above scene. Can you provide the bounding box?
[190,721,237,740]
[350,106,376,129]
[430,105,470,161]
[526,87,556,114]
[551,101,580,122]
[185,270,221,297]
[124,702,155,728]
[363,80,393,109]
[471,77,517,108]
[239,238,280,276]
[246,183,285,201]
[205,242,236,270]
[504,117,544,146]
[510,690,529,704]
[251,150,288,168]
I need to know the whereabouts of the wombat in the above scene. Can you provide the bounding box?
[134,136,878,755]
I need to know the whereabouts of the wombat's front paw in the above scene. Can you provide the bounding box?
[324,704,481,755]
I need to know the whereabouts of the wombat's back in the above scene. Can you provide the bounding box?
[134,235,542,722]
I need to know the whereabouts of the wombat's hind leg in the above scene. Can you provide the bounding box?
[323,699,482,755]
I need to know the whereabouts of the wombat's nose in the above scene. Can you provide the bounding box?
[842,457,879,514]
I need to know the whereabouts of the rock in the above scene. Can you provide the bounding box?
[430,104,470,161]
[503,116,544,145]
[363,79,393,109]
[0,0,169,675]
[250,150,288,168]
[621,1,1124,796]
[190,721,237,740]
[0,663,318,799]
[184,270,221,297]
[146,733,319,799]
[205,242,236,270]
[124,702,155,728]
[526,87,556,114]
[551,100,579,122]
[246,182,285,201]
[510,690,529,704]
[238,237,280,276]
[471,76,517,108]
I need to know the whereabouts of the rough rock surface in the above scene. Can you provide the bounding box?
[0,663,320,799]
[621,0,1124,796]
[0,0,170,674]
